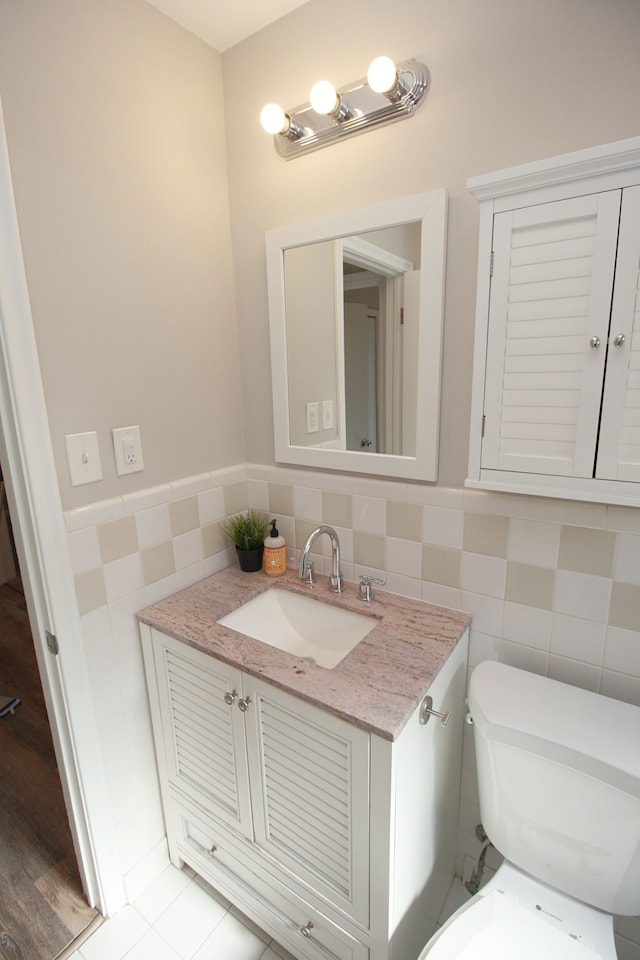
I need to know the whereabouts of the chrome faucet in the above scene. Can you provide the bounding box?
[298,525,344,593]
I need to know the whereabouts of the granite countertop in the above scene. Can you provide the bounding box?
[137,566,470,741]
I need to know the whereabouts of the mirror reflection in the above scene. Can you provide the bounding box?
[266,189,447,482]
[284,222,421,456]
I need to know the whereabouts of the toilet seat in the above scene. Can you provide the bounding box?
[419,864,616,960]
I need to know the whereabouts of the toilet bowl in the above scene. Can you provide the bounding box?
[419,661,640,960]
[420,862,616,959]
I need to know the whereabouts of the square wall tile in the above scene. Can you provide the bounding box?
[385,537,422,578]
[507,518,559,567]
[550,613,605,666]
[503,602,552,650]
[352,496,386,535]
[142,542,175,586]
[422,505,463,549]
[461,553,506,599]
[558,526,616,578]
[554,570,611,623]
[614,533,640,585]
[268,482,294,517]
[353,531,385,568]
[223,481,248,516]
[169,497,199,538]
[322,490,352,528]
[422,545,461,588]
[68,526,101,575]
[505,562,555,610]
[75,568,107,616]
[548,656,600,692]
[608,582,640,632]
[135,504,172,550]
[387,500,423,541]
[604,625,640,677]
[463,512,509,558]
[98,516,139,564]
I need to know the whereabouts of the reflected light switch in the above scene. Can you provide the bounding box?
[322,400,334,430]
[306,402,319,434]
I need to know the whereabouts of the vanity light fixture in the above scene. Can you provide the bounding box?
[260,55,430,160]
[309,80,356,122]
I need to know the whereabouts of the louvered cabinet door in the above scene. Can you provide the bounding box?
[245,677,371,928]
[152,630,253,837]
[596,186,640,481]
[482,191,621,477]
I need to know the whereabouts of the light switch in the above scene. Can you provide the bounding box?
[306,402,319,434]
[65,432,103,486]
[112,425,144,475]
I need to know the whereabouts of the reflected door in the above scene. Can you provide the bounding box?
[344,302,378,451]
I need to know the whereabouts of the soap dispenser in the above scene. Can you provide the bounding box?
[263,519,287,577]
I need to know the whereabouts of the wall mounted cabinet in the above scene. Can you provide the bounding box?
[467,136,640,505]
[140,624,468,960]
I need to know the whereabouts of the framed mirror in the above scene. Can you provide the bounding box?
[266,189,447,480]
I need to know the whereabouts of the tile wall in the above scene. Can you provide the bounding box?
[65,462,640,952]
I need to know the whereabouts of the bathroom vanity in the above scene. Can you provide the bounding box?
[138,567,469,960]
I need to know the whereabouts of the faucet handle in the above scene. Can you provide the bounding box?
[301,560,316,584]
[357,575,385,602]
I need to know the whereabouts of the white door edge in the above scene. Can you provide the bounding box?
[0,94,124,915]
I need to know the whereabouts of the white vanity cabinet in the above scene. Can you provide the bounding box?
[140,622,468,960]
[467,136,640,505]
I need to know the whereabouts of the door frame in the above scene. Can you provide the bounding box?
[0,95,124,915]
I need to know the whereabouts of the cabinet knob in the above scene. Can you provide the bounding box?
[300,921,314,938]
[590,336,601,350]
[614,333,626,348]
[207,844,217,858]
[237,696,251,712]
[419,695,451,726]
[224,690,238,706]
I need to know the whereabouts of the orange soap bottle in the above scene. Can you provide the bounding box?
[263,519,287,577]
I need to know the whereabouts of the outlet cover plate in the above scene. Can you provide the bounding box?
[112,425,144,475]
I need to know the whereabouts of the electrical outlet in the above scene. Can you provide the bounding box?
[65,432,103,486]
[112,425,144,475]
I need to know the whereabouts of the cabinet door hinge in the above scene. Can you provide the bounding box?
[482,415,486,438]
[46,630,59,655]
[489,251,494,277]
[400,307,404,325]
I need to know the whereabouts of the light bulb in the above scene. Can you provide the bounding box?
[260,103,287,135]
[367,56,398,94]
[310,80,339,116]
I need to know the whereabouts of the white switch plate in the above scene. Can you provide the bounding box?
[306,401,319,434]
[65,431,103,486]
[112,425,144,475]
[322,399,334,430]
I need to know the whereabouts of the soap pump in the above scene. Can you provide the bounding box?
[263,519,287,577]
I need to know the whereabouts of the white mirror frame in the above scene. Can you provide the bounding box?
[266,188,448,481]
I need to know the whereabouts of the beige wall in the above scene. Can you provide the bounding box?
[223,0,640,486]
[0,0,244,510]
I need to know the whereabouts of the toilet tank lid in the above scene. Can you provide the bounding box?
[469,661,640,794]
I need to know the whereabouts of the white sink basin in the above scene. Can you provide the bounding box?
[217,588,377,669]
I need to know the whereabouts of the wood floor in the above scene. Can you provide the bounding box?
[0,580,99,960]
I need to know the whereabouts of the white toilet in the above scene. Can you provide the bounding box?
[420,660,640,959]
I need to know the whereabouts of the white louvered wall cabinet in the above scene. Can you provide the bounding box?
[466,136,640,505]
[140,625,467,960]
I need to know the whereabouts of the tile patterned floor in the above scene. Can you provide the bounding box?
[66,867,468,960]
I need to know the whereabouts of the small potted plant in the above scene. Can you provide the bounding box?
[221,509,269,572]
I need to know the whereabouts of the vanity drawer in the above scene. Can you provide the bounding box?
[169,798,369,960]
